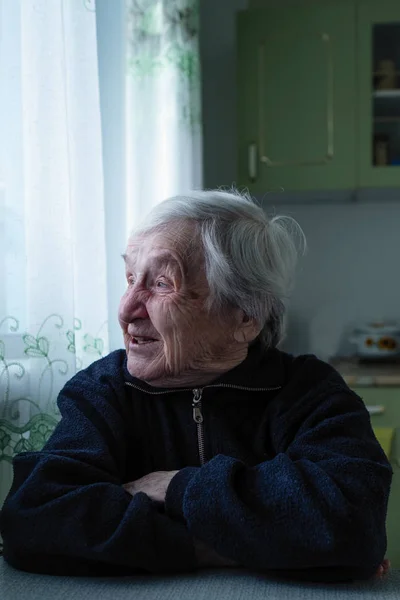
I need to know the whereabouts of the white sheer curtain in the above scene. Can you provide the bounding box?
[125,0,202,234]
[0,0,109,507]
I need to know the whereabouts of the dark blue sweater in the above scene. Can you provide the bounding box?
[0,343,392,581]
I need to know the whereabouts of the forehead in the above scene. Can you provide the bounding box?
[126,222,199,265]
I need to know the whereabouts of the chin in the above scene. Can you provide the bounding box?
[126,355,166,385]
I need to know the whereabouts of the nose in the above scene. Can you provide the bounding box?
[119,283,149,323]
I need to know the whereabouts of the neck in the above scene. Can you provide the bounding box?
[145,348,249,389]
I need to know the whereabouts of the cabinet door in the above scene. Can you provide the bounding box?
[357,1,400,187]
[352,387,400,569]
[237,4,357,194]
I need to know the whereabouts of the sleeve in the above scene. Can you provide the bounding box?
[0,368,196,576]
[164,390,393,581]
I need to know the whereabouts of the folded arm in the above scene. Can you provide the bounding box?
[164,391,393,580]
[0,375,196,575]
[123,470,238,568]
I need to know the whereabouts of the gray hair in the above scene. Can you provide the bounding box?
[131,189,306,349]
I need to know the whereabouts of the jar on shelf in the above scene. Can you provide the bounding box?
[373,133,390,166]
[375,59,398,90]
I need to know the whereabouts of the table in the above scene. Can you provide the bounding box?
[1,559,400,600]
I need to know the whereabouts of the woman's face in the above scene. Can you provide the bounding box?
[118,222,254,387]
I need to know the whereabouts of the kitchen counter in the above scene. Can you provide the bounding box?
[331,357,400,387]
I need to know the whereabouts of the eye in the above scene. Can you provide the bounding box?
[156,280,169,289]
[127,275,136,286]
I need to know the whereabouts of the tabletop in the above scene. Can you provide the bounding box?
[1,560,400,600]
[0,558,400,600]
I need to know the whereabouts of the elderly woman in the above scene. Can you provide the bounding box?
[0,190,392,581]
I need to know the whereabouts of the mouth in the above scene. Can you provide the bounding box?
[130,336,159,346]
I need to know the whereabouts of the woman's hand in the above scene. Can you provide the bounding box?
[375,558,391,579]
[123,470,179,503]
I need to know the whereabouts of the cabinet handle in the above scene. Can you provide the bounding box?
[248,143,258,181]
[258,32,334,167]
[366,405,385,415]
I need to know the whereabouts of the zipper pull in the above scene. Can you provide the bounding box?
[193,406,203,423]
[192,388,203,423]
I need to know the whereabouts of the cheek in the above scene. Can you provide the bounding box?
[148,296,201,336]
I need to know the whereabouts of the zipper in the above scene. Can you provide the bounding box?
[125,381,281,467]
[192,388,205,465]
[201,383,281,393]
[125,382,206,466]
[125,381,281,395]
[125,382,194,395]
[189,384,281,467]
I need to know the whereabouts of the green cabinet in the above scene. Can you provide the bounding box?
[352,387,400,569]
[358,1,400,187]
[237,1,400,195]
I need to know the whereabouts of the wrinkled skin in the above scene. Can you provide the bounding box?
[119,221,260,387]
[123,470,178,503]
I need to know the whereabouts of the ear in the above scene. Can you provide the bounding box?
[233,312,261,344]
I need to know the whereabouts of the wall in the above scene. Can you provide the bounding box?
[201,0,400,360]
[281,202,400,360]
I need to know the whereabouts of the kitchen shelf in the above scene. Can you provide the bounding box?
[374,92,400,119]
[374,117,400,122]
[373,89,400,98]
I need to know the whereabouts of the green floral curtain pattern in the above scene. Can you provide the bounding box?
[0,0,109,513]
[83,0,96,11]
[0,315,107,464]
[127,0,201,126]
